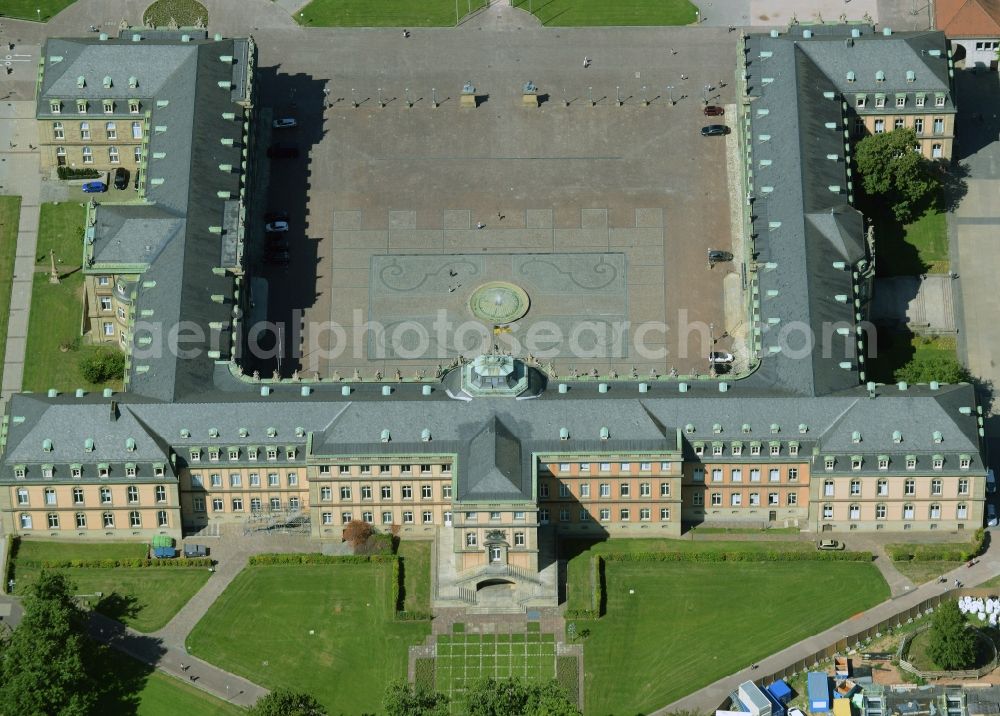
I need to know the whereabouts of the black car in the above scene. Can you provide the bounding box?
[265,250,290,265]
[708,249,733,263]
[266,240,290,252]
[700,124,730,136]
[113,167,129,190]
[267,143,299,159]
[264,210,289,223]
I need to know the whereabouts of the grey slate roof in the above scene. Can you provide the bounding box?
[88,204,184,267]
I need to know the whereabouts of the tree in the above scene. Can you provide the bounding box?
[894,354,971,384]
[927,600,977,670]
[249,688,327,716]
[342,519,374,547]
[382,680,449,716]
[855,128,941,223]
[79,347,126,384]
[0,571,96,716]
[465,677,581,716]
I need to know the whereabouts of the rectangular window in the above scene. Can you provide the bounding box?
[935,95,946,107]
[896,96,905,107]
[80,122,91,139]
[100,487,112,504]
[914,118,924,134]
[769,468,780,482]
[599,462,611,472]
[579,484,590,499]
[824,480,834,497]
[105,121,116,139]
[660,482,670,497]
[82,146,94,164]
[620,462,631,472]
[134,146,142,163]
[558,484,570,498]
[874,119,885,134]
[692,493,703,506]
[787,493,798,506]
[442,484,452,499]
[212,498,224,512]
[249,473,260,487]
[421,485,433,499]
[559,509,570,522]
[731,493,742,507]
[640,462,652,471]
[788,468,798,481]
[711,492,722,506]
[620,508,630,521]
[129,100,140,114]
[580,463,590,472]
[934,118,944,134]
[712,469,723,482]
[361,485,372,500]
[693,468,705,483]
[210,473,222,488]
[514,532,525,546]
[103,513,114,528]
[402,485,413,500]
[250,498,261,511]
[599,509,610,522]
[103,100,113,114]
[321,486,332,501]
[132,121,142,139]
[76,513,87,528]
[73,487,84,504]
[155,485,166,503]
[750,469,760,482]
[639,508,651,521]
[749,492,760,506]
[382,511,392,524]
[875,96,886,108]
[342,512,352,524]
[620,483,630,497]
[269,473,280,487]
[340,486,351,500]
[856,96,866,108]
[194,497,205,512]
[915,95,925,107]
[230,473,241,488]
[894,118,904,130]
[823,504,833,519]
[232,497,244,512]
[768,492,779,506]
[53,122,64,139]
[599,483,610,498]
[466,532,477,547]
[45,488,57,505]
[731,469,742,483]
[660,507,670,521]
[959,478,969,495]
[422,511,432,524]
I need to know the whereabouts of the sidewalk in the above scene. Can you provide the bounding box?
[89,610,266,708]
[654,534,1000,715]
[0,101,41,408]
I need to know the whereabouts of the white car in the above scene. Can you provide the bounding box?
[988,503,997,527]
[265,221,289,233]
[272,118,297,129]
[709,351,734,364]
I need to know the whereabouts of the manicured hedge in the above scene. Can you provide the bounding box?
[414,657,435,692]
[888,530,986,562]
[601,550,873,563]
[56,167,100,180]
[2,535,14,594]
[566,555,604,620]
[22,557,213,569]
[248,553,395,565]
[556,655,581,707]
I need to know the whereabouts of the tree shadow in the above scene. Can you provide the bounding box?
[865,323,917,383]
[94,592,142,625]
[938,161,970,214]
[89,642,157,716]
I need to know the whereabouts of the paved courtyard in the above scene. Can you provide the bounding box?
[254,26,741,379]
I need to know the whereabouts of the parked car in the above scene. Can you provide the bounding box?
[266,231,287,242]
[708,249,733,263]
[264,210,289,223]
[82,180,107,193]
[267,143,299,159]
[988,503,997,527]
[701,124,730,136]
[272,118,298,129]
[183,544,208,558]
[113,167,129,190]
[265,221,289,233]
[987,468,996,494]
[709,351,734,364]
[265,250,290,265]
[703,105,724,116]
[817,539,845,551]
[266,240,290,252]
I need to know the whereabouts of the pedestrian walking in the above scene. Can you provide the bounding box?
[680,74,688,81]
[476,221,485,229]
[583,56,591,68]
[497,211,503,221]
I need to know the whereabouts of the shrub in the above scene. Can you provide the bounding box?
[247,553,395,565]
[926,600,977,669]
[600,550,873,563]
[56,167,101,180]
[343,520,374,548]
[888,533,986,563]
[79,348,126,384]
[22,557,212,569]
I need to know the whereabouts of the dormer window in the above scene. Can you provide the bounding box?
[129,100,140,114]
[14,466,25,479]
[248,447,258,461]
[693,442,704,457]
[789,442,799,456]
[228,448,240,461]
[190,448,201,462]
[732,442,743,457]
[825,456,835,470]
[915,94,925,107]
[712,442,724,456]
[50,100,62,114]
[103,100,113,114]
[856,95,866,108]
[42,466,53,478]
[267,448,278,460]
[851,456,863,471]
[769,442,781,456]
[960,455,971,470]
[98,465,110,478]
[286,447,296,460]
[935,94,946,107]
[208,449,220,462]
[878,457,890,470]
[874,95,886,108]
[906,456,917,470]
[932,456,944,470]
[750,442,761,456]
[77,100,87,114]
[126,464,136,477]
[153,464,165,477]
[71,466,82,479]
[896,96,905,107]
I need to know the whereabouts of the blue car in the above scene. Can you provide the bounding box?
[82,180,106,193]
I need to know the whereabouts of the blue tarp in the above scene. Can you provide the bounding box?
[808,673,831,713]
[768,681,792,706]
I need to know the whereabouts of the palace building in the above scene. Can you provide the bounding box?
[1,25,984,608]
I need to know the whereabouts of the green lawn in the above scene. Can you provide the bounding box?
[15,539,148,562]
[894,560,964,585]
[92,644,243,716]
[565,538,814,612]
[0,0,77,21]
[12,540,211,633]
[23,203,122,393]
[874,205,949,276]
[0,196,22,387]
[398,540,431,612]
[36,202,86,266]
[512,0,698,25]
[296,0,487,26]
[568,544,888,714]
[868,334,959,384]
[143,0,209,27]
[188,563,431,713]
[436,632,559,712]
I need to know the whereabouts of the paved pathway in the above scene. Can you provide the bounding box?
[655,532,1000,715]
[0,100,41,408]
